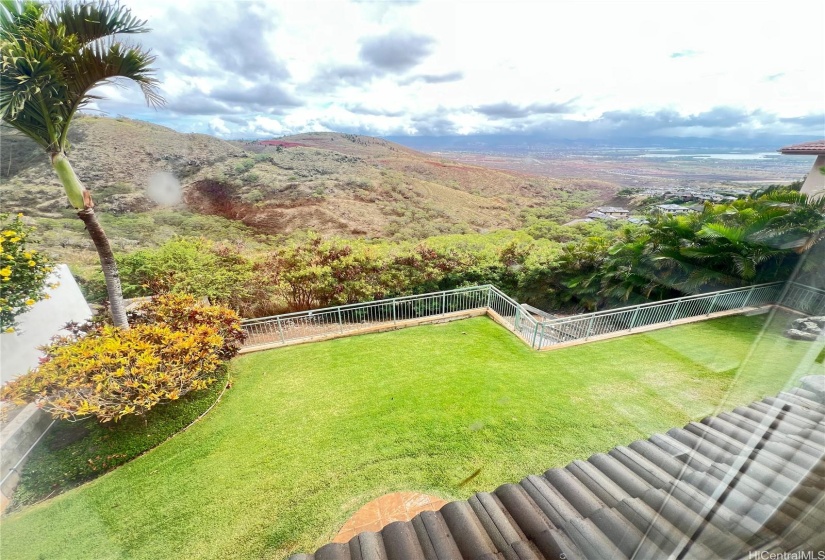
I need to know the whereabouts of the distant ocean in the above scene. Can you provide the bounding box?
[637,152,781,160]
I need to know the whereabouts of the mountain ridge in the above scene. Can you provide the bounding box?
[0,116,616,259]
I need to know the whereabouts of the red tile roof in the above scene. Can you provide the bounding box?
[290,376,825,560]
[779,140,825,155]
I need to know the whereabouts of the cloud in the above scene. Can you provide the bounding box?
[474,101,576,119]
[409,113,459,136]
[208,117,231,136]
[304,30,439,92]
[209,82,302,111]
[344,104,405,117]
[670,50,699,58]
[778,114,825,127]
[306,64,380,91]
[358,30,435,72]
[166,95,235,116]
[148,2,289,82]
[95,0,822,140]
[400,71,464,85]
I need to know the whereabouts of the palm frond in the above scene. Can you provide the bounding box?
[0,0,163,151]
[51,1,149,44]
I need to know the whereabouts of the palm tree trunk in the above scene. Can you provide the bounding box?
[51,153,129,329]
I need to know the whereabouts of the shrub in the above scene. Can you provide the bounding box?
[127,293,246,359]
[117,237,256,311]
[1,295,245,422]
[1,323,223,422]
[0,213,54,331]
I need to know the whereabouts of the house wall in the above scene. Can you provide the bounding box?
[801,155,825,200]
[1,264,92,385]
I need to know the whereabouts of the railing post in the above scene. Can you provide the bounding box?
[392,299,397,324]
[707,293,720,317]
[337,307,344,333]
[669,298,682,324]
[531,321,540,348]
[514,306,521,331]
[741,285,756,309]
[486,286,492,309]
[629,306,640,332]
[442,292,447,316]
[539,322,545,349]
[585,315,595,340]
[276,316,285,344]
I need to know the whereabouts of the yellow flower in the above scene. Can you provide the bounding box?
[23,252,31,259]
[25,299,35,306]
[9,237,20,243]
[0,268,10,277]
[4,327,13,333]
[2,230,14,237]
[28,260,36,267]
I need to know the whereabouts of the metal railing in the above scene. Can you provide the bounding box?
[530,282,785,349]
[242,285,491,349]
[241,280,820,351]
[780,282,825,316]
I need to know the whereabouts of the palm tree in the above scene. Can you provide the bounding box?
[0,0,163,328]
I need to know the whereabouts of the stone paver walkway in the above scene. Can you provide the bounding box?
[333,492,448,543]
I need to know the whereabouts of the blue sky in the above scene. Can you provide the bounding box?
[88,0,825,140]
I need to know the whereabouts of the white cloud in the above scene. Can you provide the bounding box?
[208,117,231,137]
[91,0,825,139]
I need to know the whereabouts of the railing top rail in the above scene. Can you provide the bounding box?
[242,284,493,325]
[788,281,825,296]
[539,282,784,326]
[521,304,561,321]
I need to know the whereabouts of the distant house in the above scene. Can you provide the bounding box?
[655,203,698,215]
[595,206,630,218]
[585,211,616,221]
[778,140,825,200]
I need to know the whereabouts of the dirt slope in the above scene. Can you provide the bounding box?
[1,118,617,241]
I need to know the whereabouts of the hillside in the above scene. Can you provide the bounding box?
[0,117,617,260]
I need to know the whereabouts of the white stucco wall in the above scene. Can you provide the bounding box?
[0,264,92,385]
[801,155,825,200]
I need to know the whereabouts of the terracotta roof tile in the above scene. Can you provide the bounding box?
[290,375,825,560]
[779,140,825,155]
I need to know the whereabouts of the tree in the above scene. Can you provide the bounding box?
[0,1,163,327]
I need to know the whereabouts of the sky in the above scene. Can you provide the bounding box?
[88,0,825,141]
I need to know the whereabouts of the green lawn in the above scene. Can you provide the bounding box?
[0,310,818,559]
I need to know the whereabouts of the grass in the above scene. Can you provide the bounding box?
[0,310,817,559]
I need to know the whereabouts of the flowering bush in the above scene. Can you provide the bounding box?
[0,294,245,423]
[0,324,223,422]
[0,213,54,331]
